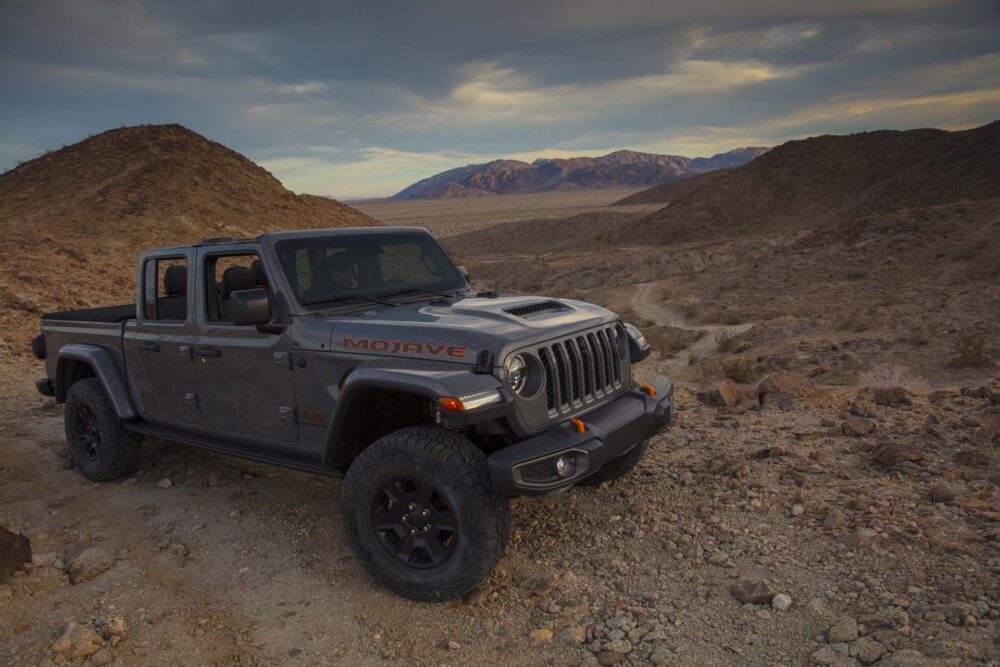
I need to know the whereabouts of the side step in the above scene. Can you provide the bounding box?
[124,422,341,477]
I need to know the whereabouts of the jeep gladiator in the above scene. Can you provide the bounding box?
[33,227,672,600]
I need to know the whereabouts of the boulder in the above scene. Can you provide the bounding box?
[696,379,757,407]
[51,622,103,659]
[67,546,114,584]
[0,526,31,583]
[729,579,773,605]
[842,417,876,437]
[827,616,859,643]
[872,442,923,466]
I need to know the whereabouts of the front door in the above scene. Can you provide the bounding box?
[192,247,299,444]
[125,251,201,426]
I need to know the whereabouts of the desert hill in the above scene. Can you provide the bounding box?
[624,121,1000,242]
[392,146,768,199]
[0,123,376,359]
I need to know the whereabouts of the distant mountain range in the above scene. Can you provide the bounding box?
[391,147,769,199]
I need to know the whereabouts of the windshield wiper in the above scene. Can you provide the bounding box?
[303,293,396,307]
[376,287,457,300]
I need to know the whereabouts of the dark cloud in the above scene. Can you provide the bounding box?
[1,0,997,197]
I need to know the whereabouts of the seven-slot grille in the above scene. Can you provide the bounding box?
[536,325,625,416]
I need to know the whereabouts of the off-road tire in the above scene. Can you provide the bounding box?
[341,426,511,601]
[578,439,649,486]
[64,378,142,482]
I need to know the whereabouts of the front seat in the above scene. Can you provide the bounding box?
[159,265,188,320]
[218,266,254,322]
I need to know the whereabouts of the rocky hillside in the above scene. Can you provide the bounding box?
[0,124,376,358]
[392,147,768,199]
[624,121,1000,242]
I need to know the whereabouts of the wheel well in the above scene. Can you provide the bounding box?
[328,387,436,471]
[56,359,96,403]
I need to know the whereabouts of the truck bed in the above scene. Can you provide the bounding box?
[42,304,136,323]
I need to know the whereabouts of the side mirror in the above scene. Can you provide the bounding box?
[457,266,470,282]
[229,288,270,326]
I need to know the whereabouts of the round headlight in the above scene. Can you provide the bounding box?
[505,354,527,394]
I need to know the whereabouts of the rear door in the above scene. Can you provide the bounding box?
[191,245,300,444]
[124,250,201,425]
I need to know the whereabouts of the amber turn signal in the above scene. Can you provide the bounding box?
[640,384,655,396]
[569,418,585,433]
[437,396,465,412]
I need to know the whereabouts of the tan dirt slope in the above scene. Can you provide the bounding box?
[0,124,376,361]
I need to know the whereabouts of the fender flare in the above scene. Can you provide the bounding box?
[322,365,506,469]
[56,344,138,420]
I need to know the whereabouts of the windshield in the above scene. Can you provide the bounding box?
[274,231,468,307]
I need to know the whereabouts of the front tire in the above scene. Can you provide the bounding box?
[578,439,649,486]
[64,378,141,481]
[341,426,510,601]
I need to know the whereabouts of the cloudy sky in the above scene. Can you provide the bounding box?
[1,0,998,198]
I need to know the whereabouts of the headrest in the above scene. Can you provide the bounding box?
[323,253,354,273]
[221,266,254,298]
[250,259,268,286]
[164,265,187,296]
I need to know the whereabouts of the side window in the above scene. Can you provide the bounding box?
[205,253,270,323]
[143,257,188,322]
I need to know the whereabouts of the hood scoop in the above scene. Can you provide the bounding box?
[504,300,565,318]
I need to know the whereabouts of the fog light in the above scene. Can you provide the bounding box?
[553,455,576,478]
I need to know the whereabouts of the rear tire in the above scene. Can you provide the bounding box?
[64,378,141,481]
[341,426,510,601]
[578,439,649,486]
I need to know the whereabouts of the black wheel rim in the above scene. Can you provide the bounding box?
[370,476,457,569]
[74,404,100,462]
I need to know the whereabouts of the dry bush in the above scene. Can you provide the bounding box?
[859,363,929,392]
[949,336,995,368]
[698,356,756,383]
[716,330,752,353]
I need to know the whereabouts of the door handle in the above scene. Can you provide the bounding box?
[139,342,161,352]
[195,347,222,358]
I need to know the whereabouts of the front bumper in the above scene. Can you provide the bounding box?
[488,376,672,495]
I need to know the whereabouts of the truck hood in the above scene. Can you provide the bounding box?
[301,295,619,365]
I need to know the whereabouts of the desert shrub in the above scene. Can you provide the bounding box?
[679,301,699,320]
[716,330,752,353]
[901,327,929,346]
[698,356,755,383]
[859,363,929,391]
[949,336,994,368]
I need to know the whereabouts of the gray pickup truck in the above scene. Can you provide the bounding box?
[33,227,672,600]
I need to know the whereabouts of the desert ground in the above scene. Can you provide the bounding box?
[3,128,999,666]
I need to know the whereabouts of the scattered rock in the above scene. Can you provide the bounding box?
[791,503,805,517]
[67,547,114,584]
[101,615,127,640]
[811,646,840,665]
[528,627,552,647]
[872,442,923,466]
[0,525,32,583]
[156,478,173,489]
[853,637,885,664]
[51,622,103,659]
[649,646,673,665]
[842,417,876,437]
[823,509,846,529]
[560,625,586,645]
[729,579,773,605]
[90,648,114,666]
[771,593,792,611]
[438,639,460,650]
[827,616,859,643]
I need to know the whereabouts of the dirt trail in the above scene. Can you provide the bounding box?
[629,282,753,375]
